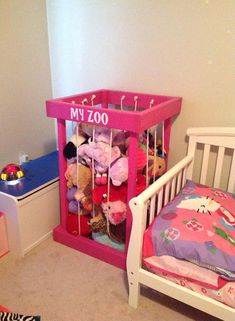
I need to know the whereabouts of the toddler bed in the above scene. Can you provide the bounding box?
[127,127,235,320]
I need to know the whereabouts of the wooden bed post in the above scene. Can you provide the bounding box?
[186,133,197,181]
[127,199,148,307]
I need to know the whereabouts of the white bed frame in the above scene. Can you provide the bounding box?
[127,127,235,321]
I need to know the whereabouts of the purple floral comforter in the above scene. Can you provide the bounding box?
[143,181,235,276]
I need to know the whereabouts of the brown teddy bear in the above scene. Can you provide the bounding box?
[65,163,92,212]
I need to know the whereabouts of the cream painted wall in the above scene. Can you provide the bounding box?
[46,0,235,167]
[0,0,56,168]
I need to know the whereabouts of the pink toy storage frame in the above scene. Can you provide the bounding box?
[46,89,182,270]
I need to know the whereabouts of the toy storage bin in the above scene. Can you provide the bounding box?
[46,89,182,269]
[0,151,60,257]
[0,212,9,257]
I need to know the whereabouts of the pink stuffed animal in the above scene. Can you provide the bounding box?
[92,184,127,225]
[101,200,126,225]
[92,184,127,242]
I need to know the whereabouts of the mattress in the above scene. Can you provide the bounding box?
[143,180,235,308]
[144,255,235,308]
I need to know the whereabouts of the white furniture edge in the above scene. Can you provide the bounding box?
[127,127,235,321]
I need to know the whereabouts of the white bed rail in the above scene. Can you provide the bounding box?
[131,154,193,225]
[127,127,235,320]
[186,127,235,193]
[127,154,193,306]
[187,127,235,137]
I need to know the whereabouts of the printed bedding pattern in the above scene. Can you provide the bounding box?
[144,256,235,308]
[143,180,235,307]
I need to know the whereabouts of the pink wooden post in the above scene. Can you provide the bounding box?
[163,118,172,169]
[57,119,68,228]
[126,131,139,253]
[102,90,109,109]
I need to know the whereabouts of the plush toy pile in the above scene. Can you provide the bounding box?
[63,124,166,248]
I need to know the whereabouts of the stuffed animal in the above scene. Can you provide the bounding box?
[112,130,129,154]
[93,184,127,223]
[102,198,126,225]
[92,184,127,242]
[63,125,130,161]
[78,123,94,138]
[110,157,150,190]
[63,124,90,160]
[155,139,166,158]
[65,163,92,212]
[147,155,166,183]
[109,157,128,186]
[139,130,165,156]
[67,186,80,214]
[63,133,87,160]
[89,212,107,234]
[67,212,92,236]
[136,173,147,195]
[133,142,166,183]
[109,220,126,243]
[77,127,121,185]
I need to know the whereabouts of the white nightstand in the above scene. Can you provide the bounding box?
[0,151,60,257]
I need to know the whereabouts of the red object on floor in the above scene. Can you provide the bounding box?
[0,305,11,312]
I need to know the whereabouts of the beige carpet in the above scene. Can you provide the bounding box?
[0,237,220,321]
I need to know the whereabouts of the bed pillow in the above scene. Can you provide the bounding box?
[143,180,235,276]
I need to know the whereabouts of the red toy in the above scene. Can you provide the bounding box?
[67,213,92,237]
[0,164,24,181]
